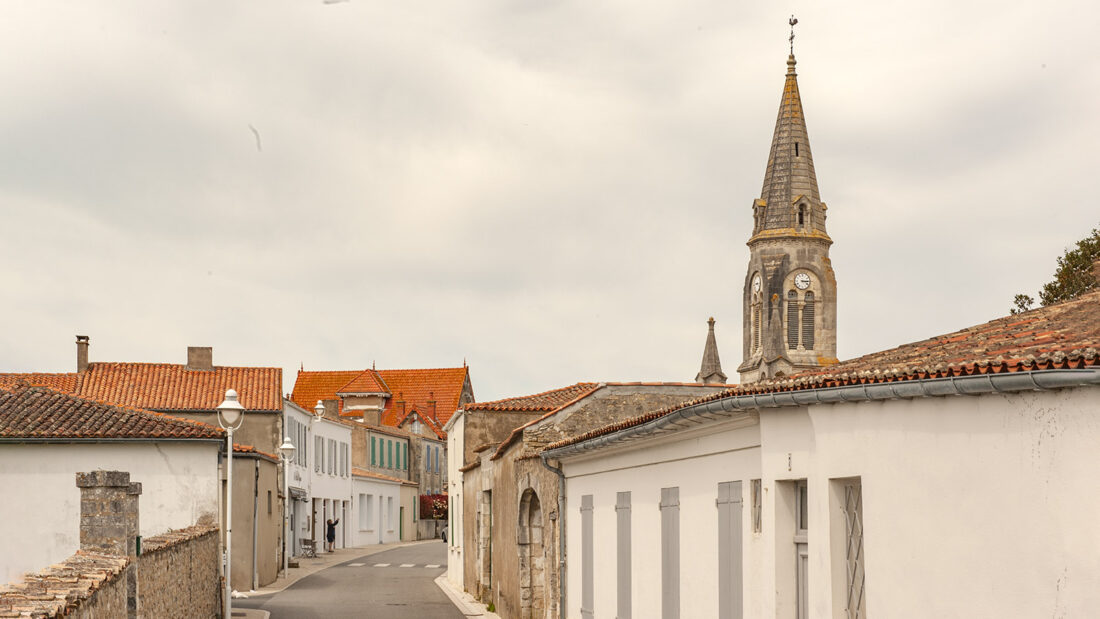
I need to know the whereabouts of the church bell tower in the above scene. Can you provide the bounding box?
[739,30,838,383]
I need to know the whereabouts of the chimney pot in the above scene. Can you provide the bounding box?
[186,346,213,371]
[76,335,89,372]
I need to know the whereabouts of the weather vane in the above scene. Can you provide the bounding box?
[789,15,798,55]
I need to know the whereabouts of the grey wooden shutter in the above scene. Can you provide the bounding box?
[616,491,632,619]
[660,487,680,619]
[717,481,743,619]
[581,494,594,619]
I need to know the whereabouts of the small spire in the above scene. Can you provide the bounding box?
[695,317,728,385]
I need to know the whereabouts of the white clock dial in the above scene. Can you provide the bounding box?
[794,273,811,290]
[752,276,762,292]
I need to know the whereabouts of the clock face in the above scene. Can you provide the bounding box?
[794,273,811,290]
[752,276,762,292]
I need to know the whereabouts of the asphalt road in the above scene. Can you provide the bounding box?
[236,542,463,619]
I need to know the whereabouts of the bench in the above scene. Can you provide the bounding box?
[300,539,318,558]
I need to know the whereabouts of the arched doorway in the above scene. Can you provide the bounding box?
[518,488,545,619]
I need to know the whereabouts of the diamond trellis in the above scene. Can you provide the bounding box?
[844,483,866,619]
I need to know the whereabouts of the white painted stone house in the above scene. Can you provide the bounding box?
[0,386,222,585]
[350,468,406,546]
[543,291,1100,619]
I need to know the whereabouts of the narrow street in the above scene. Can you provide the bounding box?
[236,542,462,619]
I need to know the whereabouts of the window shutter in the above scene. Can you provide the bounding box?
[616,491,632,619]
[717,482,743,619]
[787,290,798,349]
[802,292,815,349]
[660,487,680,619]
[581,495,595,619]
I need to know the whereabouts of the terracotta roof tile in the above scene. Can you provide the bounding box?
[351,467,407,484]
[0,372,82,394]
[78,362,282,411]
[549,290,1100,451]
[0,385,225,440]
[232,443,279,461]
[466,383,599,412]
[337,370,390,395]
[292,366,470,428]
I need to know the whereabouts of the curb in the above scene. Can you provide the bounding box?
[434,574,501,618]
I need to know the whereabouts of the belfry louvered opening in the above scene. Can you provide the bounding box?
[787,291,799,349]
[802,292,815,349]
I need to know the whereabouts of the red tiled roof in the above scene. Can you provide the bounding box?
[0,373,82,394]
[337,370,390,395]
[0,385,225,440]
[292,366,471,428]
[486,384,602,460]
[78,362,282,412]
[233,443,279,461]
[376,367,469,426]
[549,291,1100,451]
[351,467,407,484]
[291,370,362,413]
[466,383,599,412]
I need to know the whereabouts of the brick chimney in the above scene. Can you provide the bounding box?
[186,346,213,371]
[77,470,142,617]
[76,335,90,372]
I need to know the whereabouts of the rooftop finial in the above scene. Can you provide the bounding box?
[789,15,798,55]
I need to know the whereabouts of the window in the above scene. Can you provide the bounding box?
[581,494,594,619]
[802,292,815,349]
[387,497,394,530]
[836,479,866,619]
[616,492,632,619]
[359,494,368,529]
[267,491,272,515]
[751,479,763,533]
[660,487,680,619]
[795,480,809,619]
[365,494,375,529]
[795,142,800,157]
[315,437,323,473]
[798,204,805,225]
[717,482,743,619]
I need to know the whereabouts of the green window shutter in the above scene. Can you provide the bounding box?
[370,437,376,466]
[388,440,393,468]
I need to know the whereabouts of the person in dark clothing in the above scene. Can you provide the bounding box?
[326,518,340,552]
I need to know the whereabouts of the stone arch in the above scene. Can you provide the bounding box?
[517,488,545,619]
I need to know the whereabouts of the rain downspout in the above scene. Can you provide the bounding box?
[252,461,260,591]
[540,453,567,619]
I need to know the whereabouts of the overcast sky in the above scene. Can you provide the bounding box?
[1,1,1097,402]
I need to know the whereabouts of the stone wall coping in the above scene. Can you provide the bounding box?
[140,524,219,555]
[0,551,128,618]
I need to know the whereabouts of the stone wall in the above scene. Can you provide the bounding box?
[0,472,221,619]
[137,525,220,619]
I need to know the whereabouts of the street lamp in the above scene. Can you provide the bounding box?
[217,389,246,619]
[278,437,296,578]
[314,400,326,422]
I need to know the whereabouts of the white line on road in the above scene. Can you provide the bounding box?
[399,563,415,568]
[373,563,390,567]
[347,563,365,567]
[425,564,440,568]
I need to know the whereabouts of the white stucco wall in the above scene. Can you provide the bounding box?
[561,417,761,619]
[445,410,465,588]
[757,384,1100,619]
[0,441,220,584]
[557,383,1100,619]
[311,418,353,549]
[351,476,401,545]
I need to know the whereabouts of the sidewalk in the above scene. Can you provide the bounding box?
[231,540,432,618]
[434,574,502,619]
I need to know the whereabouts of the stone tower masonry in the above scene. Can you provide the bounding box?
[738,51,838,383]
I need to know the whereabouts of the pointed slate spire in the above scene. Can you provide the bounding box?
[752,52,829,239]
[695,317,728,385]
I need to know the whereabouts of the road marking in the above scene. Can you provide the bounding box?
[373,563,390,567]
[425,564,440,568]
[399,563,415,568]
[347,563,365,567]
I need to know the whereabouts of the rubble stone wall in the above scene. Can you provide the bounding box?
[136,525,220,619]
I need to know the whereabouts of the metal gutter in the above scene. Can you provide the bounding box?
[543,369,1100,460]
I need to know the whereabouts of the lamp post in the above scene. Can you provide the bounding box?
[278,437,296,578]
[217,389,245,619]
[312,401,325,549]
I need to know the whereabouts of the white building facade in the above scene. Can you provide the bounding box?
[310,414,353,551]
[350,470,404,545]
[547,366,1100,619]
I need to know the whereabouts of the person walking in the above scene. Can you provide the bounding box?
[325,518,340,552]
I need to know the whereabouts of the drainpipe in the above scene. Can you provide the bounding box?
[540,453,567,619]
[252,462,260,591]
